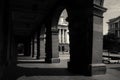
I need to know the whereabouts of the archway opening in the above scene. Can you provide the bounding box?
[57,9,70,62]
[103,0,120,67]
[15,7,71,80]
[17,43,24,56]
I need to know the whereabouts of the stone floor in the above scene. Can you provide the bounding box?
[5,55,120,80]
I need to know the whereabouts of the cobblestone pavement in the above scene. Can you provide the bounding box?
[7,55,120,80]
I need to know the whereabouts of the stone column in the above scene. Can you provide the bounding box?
[31,36,35,57]
[27,42,31,56]
[40,35,45,59]
[45,23,60,63]
[24,39,31,56]
[36,31,40,59]
[67,0,107,75]
[10,36,17,66]
[90,4,107,75]
[118,30,120,37]
[61,29,63,43]
[113,23,115,33]
[118,22,120,37]
[64,29,67,43]
[0,0,17,79]
[67,30,69,44]
[62,29,65,43]
[119,21,120,29]
[59,29,61,43]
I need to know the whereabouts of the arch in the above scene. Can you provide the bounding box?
[51,6,70,54]
[44,5,70,63]
[51,6,69,30]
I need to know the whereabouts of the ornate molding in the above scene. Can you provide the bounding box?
[94,0,104,6]
[93,4,107,18]
[51,27,58,34]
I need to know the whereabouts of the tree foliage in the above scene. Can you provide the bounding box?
[103,33,120,53]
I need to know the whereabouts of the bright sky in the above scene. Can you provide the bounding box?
[103,0,120,35]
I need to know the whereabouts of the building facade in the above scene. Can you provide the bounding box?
[108,16,120,38]
[58,13,69,53]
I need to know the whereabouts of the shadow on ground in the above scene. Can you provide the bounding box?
[110,67,120,71]
[4,66,81,80]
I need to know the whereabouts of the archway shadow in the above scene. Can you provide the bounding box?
[6,66,81,80]
[110,67,120,71]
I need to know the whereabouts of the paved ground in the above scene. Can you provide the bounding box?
[6,54,120,80]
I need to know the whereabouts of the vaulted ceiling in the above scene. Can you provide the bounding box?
[10,0,60,37]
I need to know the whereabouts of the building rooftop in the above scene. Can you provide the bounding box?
[108,16,120,24]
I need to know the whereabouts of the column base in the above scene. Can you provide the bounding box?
[68,62,90,75]
[0,66,5,80]
[89,63,106,75]
[45,58,60,63]
[68,62,106,76]
[40,56,45,59]
[36,56,40,59]
[24,54,31,56]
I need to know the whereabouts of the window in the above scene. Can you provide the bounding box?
[115,23,118,29]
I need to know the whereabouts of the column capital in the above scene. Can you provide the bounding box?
[94,0,104,6]
[40,35,45,40]
[51,28,58,35]
[93,4,107,18]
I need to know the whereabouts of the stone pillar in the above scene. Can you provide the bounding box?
[119,21,120,37]
[61,29,63,43]
[90,1,107,75]
[10,36,17,66]
[67,0,107,75]
[45,23,60,63]
[59,29,61,43]
[24,40,31,56]
[0,21,8,80]
[31,36,35,57]
[66,30,69,44]
[64,29,67,43]
[62,29,65,43]
[119,21,120,29]
[0,0,19,79]
[36,31,40,59]
[27,41,31,57]
[118,30,119,37]
[40,35,45,59]
[34,37,37,58]
[113,23,115,33]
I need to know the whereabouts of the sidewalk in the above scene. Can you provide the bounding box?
[9,55,120,80]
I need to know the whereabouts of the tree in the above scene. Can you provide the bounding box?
[103,33,119,53]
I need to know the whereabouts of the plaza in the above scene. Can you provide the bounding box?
[3,55,120,80]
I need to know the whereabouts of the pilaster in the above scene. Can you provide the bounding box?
[24,39,31,56]
[31,36,35,57]
[89,2,107,75]
[40,35,45,59]
[45,23,60,63]
[67,0,107,75]
[36,31,40,59]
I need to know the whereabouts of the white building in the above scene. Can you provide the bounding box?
[58,10,69,52]
[108,16,120,38]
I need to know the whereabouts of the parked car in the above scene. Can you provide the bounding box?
[102,57,120,64]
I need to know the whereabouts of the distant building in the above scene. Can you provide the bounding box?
[58,13,69,53]
[108,16,120,38]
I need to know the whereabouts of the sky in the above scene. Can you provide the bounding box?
[103,0,120,35]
